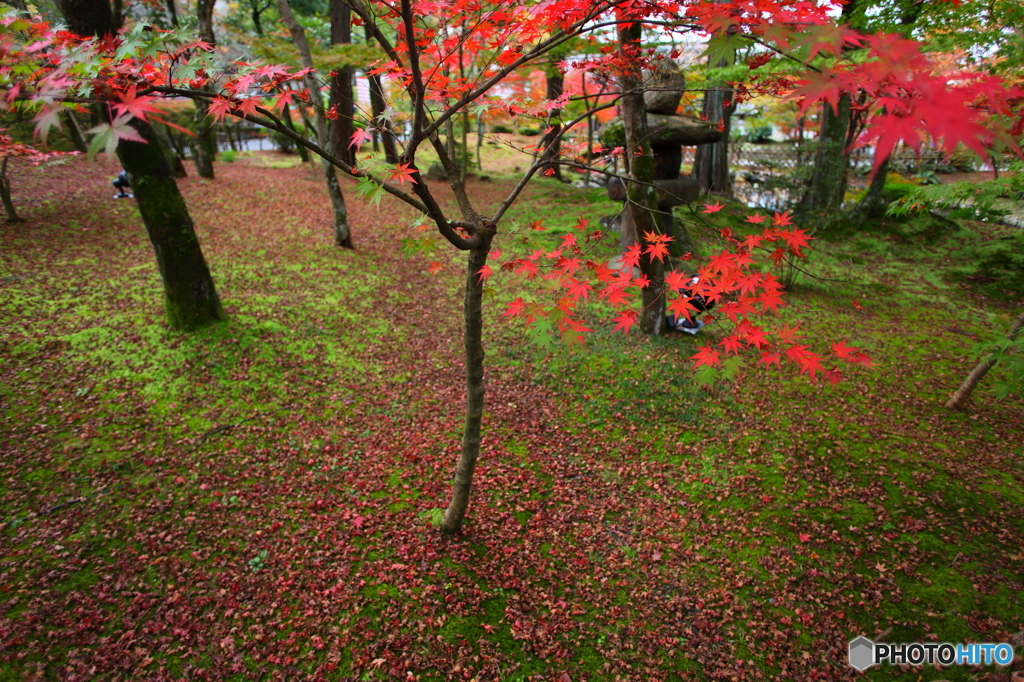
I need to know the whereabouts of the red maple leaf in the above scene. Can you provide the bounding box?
[691,346,721,368]
[702,201,725,214]
[389,162,417,185]
[612,310,638,334]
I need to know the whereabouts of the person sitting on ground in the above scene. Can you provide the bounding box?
[112,170,132,199]
[666,274,714,335]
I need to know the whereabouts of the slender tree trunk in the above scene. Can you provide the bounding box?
[282,102,309,163]
[946,311,1024,409]
[193,0,217,179]
[166,0,178,27]
[475,111,483,174]
[277,0,353,248]
[329,0,355,168]
[62,110,88,153]
[441,240,491,535]
[365,18,397,163]
[620,20,665,335]
[60,0,224,330]
[0,157,24,223]
[539,68,564,180]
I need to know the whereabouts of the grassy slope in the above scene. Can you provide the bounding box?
[0,152,1020,681]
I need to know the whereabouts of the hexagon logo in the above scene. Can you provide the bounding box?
[849,636,875,671]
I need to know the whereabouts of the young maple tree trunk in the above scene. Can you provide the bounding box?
[946,311,1024,409]
[441,240,491,535]
[277,0,353,249]
[61,0,224,330]
[192,0,217,179]
[0,158,23,223]
[619,20,665,336]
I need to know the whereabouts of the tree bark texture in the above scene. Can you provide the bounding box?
[693,86,733,195]
[0,158,23,223]
[539,68,564,180]
[797,95,853,228]
[192,100,217,179]
[946,311,1024,409]
[118,121,225,329]
[441,240,491,535]
[329,0,355,167]
[192,0,217,179]
[58,0,113,36]
[620,20,665,336]
[276,0,353,248]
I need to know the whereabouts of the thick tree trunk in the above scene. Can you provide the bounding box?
[119,120,225,329]
[441,241,490,535]
[620,20,665,335]
[61,0,224,329]
[539,69,564,180]
[946,311,1024,409]
[797,96,852,226]
[329,0,355,168]
[694,86,733,195]
[277,0,353,248]
[57,0,114,36]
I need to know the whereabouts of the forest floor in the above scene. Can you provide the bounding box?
[0,151,1022,682]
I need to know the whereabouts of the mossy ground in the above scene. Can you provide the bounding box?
[0,153,1021,681]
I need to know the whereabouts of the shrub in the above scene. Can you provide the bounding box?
[220,149,237,163]
[491,124,513,134]
[520,127,541,137]
[955,231,1024,300]
[269,129,296,153]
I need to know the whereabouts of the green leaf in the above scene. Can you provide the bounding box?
[694,365,718,387]
[355,174,385,208]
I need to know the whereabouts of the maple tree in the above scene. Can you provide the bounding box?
[2,0,1022,534]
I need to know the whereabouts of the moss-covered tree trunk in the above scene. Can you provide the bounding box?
[61,0,224,330]
[620,20,665,335]
[118,120,226,329]
[796,95,852,227]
